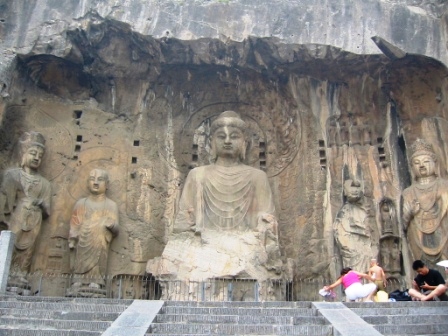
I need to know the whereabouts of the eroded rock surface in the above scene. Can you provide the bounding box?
[0,2,447,299]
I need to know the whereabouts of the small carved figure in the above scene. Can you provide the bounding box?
[350,120,361,146]
[67,169,119,297]
[0,132,51,284]
[380,199,396,235]
[379,236,401,276]
[334,179,375,273]
[327,117,339,147]
[402,139,448,265]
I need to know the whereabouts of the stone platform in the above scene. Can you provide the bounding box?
[0,296,447,335]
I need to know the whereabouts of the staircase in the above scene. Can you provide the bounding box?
[0,295,133,335]
[146,301,333,336]
[0,296,447,336]
[347,301,448,336]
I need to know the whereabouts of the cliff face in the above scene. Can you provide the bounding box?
[0,1,447,65]
[0,0,447,299]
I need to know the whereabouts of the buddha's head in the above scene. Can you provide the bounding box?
[87,169,109,195]
[210,111,247,162]
[343,179,363,203]
[19,131,46,172]
[410,139,437,179]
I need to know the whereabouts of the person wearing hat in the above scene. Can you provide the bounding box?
[408,260,448,301]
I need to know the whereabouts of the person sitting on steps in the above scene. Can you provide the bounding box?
[408,260,448,301]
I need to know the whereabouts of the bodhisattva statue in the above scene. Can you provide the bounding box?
[67,169,119,297]
[147,111,284,300]
[334,179,375,273]
[0,132,51,287]
[402,139,448,265]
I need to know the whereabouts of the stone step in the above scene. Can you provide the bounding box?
[160,306,317,316]
[162,300,312,308]
[374,323,448,335]
[0,296,133,335]
[0,307,121,321]
[148,323,333,335]
[350,306,448,315]
[0,329,101,336]
[0,295,133,304]
[0,300,129,313]
[345,301,448,309]
[362,313,448,325]
[155,313,329,325]
[0,316,111,331]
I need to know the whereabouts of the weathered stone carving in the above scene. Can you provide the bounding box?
[379,236,402,278]
[147,111,285,300]
[402,139,448,266]
[0,131,51,287]
[67,169,119,298]
[380,199,397,236]
[334,179,376,273]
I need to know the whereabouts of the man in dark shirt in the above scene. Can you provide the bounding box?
[408,260,448,301]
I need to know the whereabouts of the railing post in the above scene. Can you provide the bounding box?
[227,281,233,301]
[0,231,15,294]
[254,281,259,302]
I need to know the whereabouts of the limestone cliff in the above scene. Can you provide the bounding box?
[0,0,447,299]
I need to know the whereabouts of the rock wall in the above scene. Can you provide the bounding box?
[0,0,447,299]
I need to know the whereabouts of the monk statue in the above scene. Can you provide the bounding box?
[67,169,119,297]
[0,131,51,286]
[402,139,448,266]
[147,111,284,300]
[334,179,376,273]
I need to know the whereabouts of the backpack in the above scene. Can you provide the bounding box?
[389,289,412,301]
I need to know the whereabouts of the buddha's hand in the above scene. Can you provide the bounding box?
[32,198,43,207]
[68,238,76,249]
[260,213,278,235]
[411,200,420,215]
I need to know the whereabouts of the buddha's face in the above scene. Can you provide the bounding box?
[412,154,436,178]
[22,145,44,170]
[344,182,362,203]
[88,169,108,195]
[212,126,245,160]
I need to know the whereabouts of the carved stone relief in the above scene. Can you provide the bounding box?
[147,111,286,301]
[0,18,447,298]
[402,139,448,267]
[0,131,51,292]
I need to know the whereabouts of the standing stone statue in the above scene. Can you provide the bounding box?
[147,111,284,300]
[0,131,51,286]
[334,179,375,273]
[402,139,448,265]
[67,169,119,297]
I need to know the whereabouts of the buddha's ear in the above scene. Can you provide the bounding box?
[240,140,248,162]
[209,141,217,162]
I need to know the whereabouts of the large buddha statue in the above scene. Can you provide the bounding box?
[147,111,284,300]
[0,131,51,286]
[66,169,119,297]
[402,139,448,266]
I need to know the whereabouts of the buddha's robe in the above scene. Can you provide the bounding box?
[0,168,51,274]
[174,164,275,233]
[148,163,282,282]
[402,177,448,263]
[69,197,118,279]
[334,201,374,273]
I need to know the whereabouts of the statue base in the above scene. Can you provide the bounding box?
[66,282,106,298]
[157,278,287,301]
